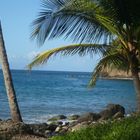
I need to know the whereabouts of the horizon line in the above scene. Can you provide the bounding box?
[0,68,92,73]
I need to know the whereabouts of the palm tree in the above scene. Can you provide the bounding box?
[0,22,22,122]
[29,0,140,112]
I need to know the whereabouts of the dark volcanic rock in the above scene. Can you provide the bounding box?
[57,121,63,126]
[78,112,101,123]
[107,104,125,114]
[29,123,48,136]
[100,104,125,120]
[0,104,126,139]
[47,124,57,132]
[29,123,58,137]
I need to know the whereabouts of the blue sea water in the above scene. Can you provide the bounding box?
[0,70,136,123]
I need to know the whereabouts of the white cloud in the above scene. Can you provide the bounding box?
[27,51,40,60]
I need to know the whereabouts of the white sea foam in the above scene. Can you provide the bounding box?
[23,113,78,124]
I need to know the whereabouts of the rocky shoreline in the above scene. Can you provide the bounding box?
[0,104,127,140]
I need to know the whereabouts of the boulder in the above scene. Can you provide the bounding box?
[100,104,125,120]
[78,112,101,123]
[0,121,58,139]
[68,115,80,120]
[70,123,88,132]
[61,126,69,132]
[48,115,67,121]
[47,124,58,132]
[55,126,62,133]
[107,104,125,114]
[29,123,48,136]
[29,123,58,137]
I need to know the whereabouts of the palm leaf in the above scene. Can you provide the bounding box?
[28,43,110,69]
[88,51,129,87]
[31,0,117,46]
[29,0,140,89]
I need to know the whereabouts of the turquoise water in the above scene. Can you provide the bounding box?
[0,70,136,123]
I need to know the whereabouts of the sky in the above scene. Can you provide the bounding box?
[0,0,99,72]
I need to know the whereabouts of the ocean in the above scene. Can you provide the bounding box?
[0,70,136,123]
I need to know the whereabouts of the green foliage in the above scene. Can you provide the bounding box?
[31,0,113,45]
[29,0,140,87]
[28,43,108,69]
[51,116,140,140]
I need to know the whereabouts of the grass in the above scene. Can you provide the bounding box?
[51,116,140,140]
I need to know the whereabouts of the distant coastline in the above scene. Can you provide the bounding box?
[0,69,134,80]
[100,69,134,80]
[100,77,132,80]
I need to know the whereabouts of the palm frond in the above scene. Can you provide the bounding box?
[88,51,129,87]
[28,43,110,69]
[29,0,140,89]
[31,0,117,46]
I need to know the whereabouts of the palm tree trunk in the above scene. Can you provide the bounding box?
[132,71,140,113]
[0,22,22,122]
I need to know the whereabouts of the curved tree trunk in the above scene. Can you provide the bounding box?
[0,22,22,122]
[132,71,140,113]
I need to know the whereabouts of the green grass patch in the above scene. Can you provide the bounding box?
[51,116,140,140]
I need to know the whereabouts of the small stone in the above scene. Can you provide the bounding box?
[55,126,62,132]
[44,130,52,137]
[57,121,63,126]
[71,123,88,132]
[64,122,69,126]
[60,126,69,133]
[45,130,51,135]
[113,112,124,119]
[6,119,13,123]
[62,126,68,130]
[91,121,96,125]
[126,114,131,117]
